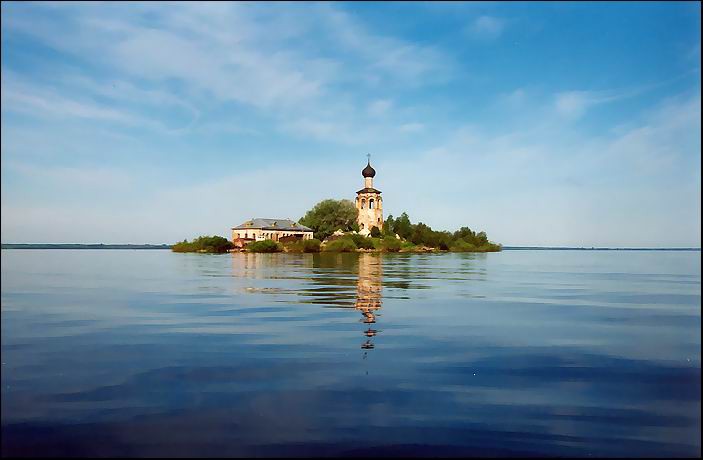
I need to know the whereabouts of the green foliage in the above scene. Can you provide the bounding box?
[285,238,322,253]
[392,212,413,239]
[449,240,477,252]
[347,233,375,249]
[369,237,383,249]
[323,238,358,252]
[381,237,402,252]
[369,226,382,238]
[400,240,417,251]
[247,239,283,253]
[172,235,233,254]
[299,199,358,241]
[389,213,501,252]
[383,214,395,236]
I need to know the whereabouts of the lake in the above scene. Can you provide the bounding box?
[1,249,700,457]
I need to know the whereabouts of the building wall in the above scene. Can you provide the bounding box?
[232,229,313,242]
[356,192,383,231]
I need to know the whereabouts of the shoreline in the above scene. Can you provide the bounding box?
[2,245,700,252]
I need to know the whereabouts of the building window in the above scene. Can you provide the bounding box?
[361,199,366,209]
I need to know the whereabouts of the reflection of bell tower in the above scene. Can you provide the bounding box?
[355,155,383,235]
[355,254,382,352]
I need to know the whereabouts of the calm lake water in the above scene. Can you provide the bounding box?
[1,249,700,457]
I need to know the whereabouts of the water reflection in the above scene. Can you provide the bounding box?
[356,254,382,354]
[1,249,700,457]
[231,253,385,354]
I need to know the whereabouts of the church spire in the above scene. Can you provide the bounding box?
[362,154,376,178]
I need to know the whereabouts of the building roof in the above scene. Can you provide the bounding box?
[362,160,376,178]
[232,218,313,231]
[357,187,382,194]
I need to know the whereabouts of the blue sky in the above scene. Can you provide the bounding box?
[1,1,700,246]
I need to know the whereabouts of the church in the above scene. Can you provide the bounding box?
[355,158,383,236]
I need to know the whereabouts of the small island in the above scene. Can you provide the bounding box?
[172,159,501,254]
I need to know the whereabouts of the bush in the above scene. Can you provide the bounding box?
[323,238,357,252]
[450,240,477,252]
[247,239,283,253]
[303,239,322,252]
[450,239,502,252]
[369,226,382,238]
[172,235,233,253]
[286,238,321,253]
[348,233,375,250]
[400,240,417,251]
[381,237,402,252]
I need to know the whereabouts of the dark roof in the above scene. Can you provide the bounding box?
[232,218,312,231]
[357,187,382,194]
[362,161,376,178]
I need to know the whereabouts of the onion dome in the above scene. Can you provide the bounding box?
[362,160,376,178]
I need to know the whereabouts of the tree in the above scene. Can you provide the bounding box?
[393,212,413,239]
[370,226,382,238]
[299,199,359,241]
[172,235,233,253]
[383,214,395,235]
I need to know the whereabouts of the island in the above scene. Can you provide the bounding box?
[173,159,501,254]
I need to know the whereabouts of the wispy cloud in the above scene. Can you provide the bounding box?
[1,2,454,144]
[398,123,425,133]
[1,2,699,246]
[466,15,506,41]
[368,99,393,117]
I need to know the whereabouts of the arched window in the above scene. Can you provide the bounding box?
[369,199,375,209]
[244,233,248,239]
[361,199,366,209]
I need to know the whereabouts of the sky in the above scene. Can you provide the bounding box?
[1,1,700,247]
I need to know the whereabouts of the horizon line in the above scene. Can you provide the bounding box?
[1,243,700,251]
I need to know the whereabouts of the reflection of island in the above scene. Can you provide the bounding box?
[356,254,382,354]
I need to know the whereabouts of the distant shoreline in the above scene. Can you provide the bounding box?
[1,244,172,250]
[1,244,700,251]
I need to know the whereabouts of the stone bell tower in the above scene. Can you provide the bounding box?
[355,155,383,235]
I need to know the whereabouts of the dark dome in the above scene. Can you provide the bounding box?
[362,161,376,178]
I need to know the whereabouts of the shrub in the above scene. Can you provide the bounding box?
[323,238,357,252]
[302,239,322,252]
[381,237,402,252]
[286,238,321,253]
[247,239,283,253]
[400,240,417,251]
[450,240,477,252]
[369,226,382,238]
[348,233,375,250]
[172,235,233,253]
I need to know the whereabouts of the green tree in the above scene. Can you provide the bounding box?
[393,212,413,239]
[370,226,382,238]
[383,215,395,235]
[172,235,233,253]
[299,199,359,241]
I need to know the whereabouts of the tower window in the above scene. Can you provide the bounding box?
[361,199,366,209]
[369,199,374,209]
